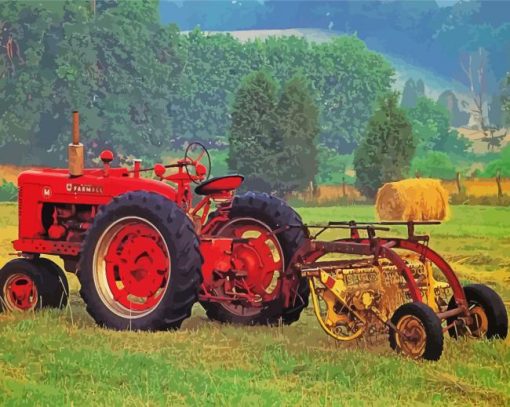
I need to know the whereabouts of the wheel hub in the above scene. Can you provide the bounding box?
[226,222,283,300]
[396,315,427,358]
[114,236,168,298]
[95,217,170,317]
[214,218,284,316]
[468,305,489,337]
[4,273,38,311]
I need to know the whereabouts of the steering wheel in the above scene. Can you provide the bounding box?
[184,142,211,184]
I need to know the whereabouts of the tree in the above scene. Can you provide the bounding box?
[0,2,66,164]
[316,145,353,185]
[55,1,183,162]
[0,1,183,165]
[505,74,510,125]
[460,47,489,130]
[410,151,457,179]
[354,93,415,198]
[488,93,504,128]
[170,30,251,145]
[407,97,471,156]
[309,36,394,152]
[228,70,279,192]
[483,144,510,177]
[275,74,319,193]
[401,78,425,109]
[437,90,470,127]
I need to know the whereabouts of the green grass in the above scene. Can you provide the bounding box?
[0,204,509,406]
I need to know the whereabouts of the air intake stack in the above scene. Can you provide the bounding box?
[68,111,84,177]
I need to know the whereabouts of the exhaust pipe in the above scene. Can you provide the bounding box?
[68,111,84,177]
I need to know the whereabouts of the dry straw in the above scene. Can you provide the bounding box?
[375,178,450,221]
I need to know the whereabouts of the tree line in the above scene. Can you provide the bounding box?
[1,1,508,200]
[0,0,392,166]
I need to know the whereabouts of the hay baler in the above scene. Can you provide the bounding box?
[0,112,507,361]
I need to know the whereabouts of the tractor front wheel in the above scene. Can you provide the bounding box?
[78,191,203,331]
[389,302,444,361]
[34,258,69,308]
[0,258,68,312]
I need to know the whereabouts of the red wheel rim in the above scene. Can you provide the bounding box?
[93,217,170,318]
[3,273,38,311]
[216,218,284,316]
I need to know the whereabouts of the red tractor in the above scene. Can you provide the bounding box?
[1,112,309,330]
[0,112,507,361]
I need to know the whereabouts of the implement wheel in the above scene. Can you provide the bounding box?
[202,192,308,325]
[78,191,203,331]
[447,284,508,339]
[389,302,443,361]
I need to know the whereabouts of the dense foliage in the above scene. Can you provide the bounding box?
[162,0,510,96]
[354,93,415,198]
[0,1,508,195]
[410,151,457,180]
[0,1,182,165]
[275,75,319,192]
[0,2,393,166]
[483,144,510,178]
[228,72,319,194]
[315,147,354,185]
[0,180,17,201]
[228,70,279,192]
[406,97,472,158]
[504,74,510,126]
[173,31,393,152]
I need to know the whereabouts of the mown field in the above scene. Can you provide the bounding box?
[0,203,509,406]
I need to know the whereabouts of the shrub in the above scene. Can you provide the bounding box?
[410,151,456,179]
[483,144,510,177]
[0,180,18,202]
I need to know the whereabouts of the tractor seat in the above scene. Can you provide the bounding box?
[195,175,244,196]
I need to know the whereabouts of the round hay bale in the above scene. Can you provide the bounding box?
[375,178,450,221]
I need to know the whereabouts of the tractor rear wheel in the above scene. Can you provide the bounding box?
[447,284,508,339]
[389,302,443,361]
[78,191,203,331]
[0,258,68,312]
[201,192,308,325]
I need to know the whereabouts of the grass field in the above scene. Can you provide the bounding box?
[0,204,509,406]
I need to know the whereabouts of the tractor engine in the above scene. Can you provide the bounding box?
[42,203,96,242]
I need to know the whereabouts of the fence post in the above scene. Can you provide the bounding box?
[496,170,503,198]
[456,172,462,194]
[342,176,346,197]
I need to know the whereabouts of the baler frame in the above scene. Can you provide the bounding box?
[285,220,474,350]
